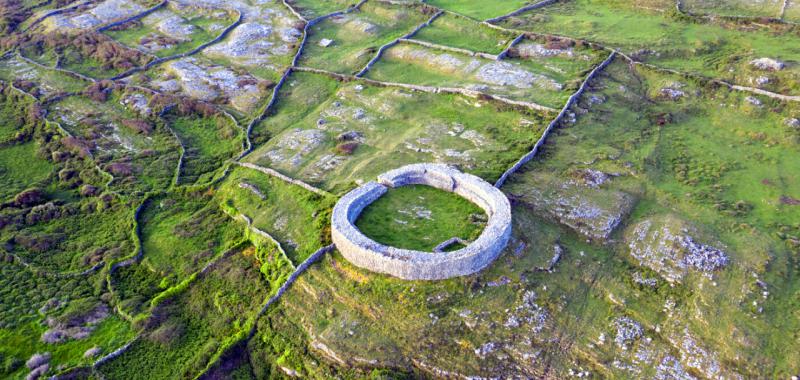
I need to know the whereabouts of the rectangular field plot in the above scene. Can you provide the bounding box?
[215,166,335,263]
[500,0,800,95]
[424,0,529,20]
[288,0,360,19]
[365,38,606,108]
[0,55,91,96]
[49,93,181,194]
[137,191,244,289]
[104,4,238,58]
[299,2,431,74]
[683,0,784,18]
[245,71,549,193]
[98,246,286,380]
[412,12,516,54]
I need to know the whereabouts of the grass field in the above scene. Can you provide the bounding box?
[246,71,549,193]
[299,2,430,74]
[355,184,486,251]
[215,166,335,263]
[98,246,285,380]
[424,0,529,20]
[0,55,91,95]
[501,0,800,95]
[503,58,800,376]
[683,0,784,18]
[167,113,242,185]
[0,141,52,201]
[105,7,237,58]
[365,40,603,108]
[138,191,244,288]
[412,12,516,54]
[288,0,358,19]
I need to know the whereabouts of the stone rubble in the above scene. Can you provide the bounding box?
[750,57,785,71]
[613,317,644,349]
[161,57,266,111]
[627,216,729,283]
[659,87,685,100]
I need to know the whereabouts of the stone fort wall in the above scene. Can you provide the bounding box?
[331,164,512,280]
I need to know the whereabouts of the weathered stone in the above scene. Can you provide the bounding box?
[750,57,785,71]
[508,173,634,241]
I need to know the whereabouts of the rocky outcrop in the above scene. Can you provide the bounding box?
[331,163,512,280]
[626,215,729,283]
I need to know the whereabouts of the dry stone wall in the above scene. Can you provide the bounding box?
[331,163,512,280]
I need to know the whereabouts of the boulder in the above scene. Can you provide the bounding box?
[750,57,785,71]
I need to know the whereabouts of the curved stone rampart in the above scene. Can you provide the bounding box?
[331,163,512,280]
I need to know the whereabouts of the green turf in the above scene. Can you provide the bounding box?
[167,114,242,185]
[215,166,334,263]
[355,184,486,251]
[412,12,516,54]
[501,0,800,95]
[0,142,52,201]
[98,246,287,380]
[246,71,550,192]
[424,0,529,20]
[299,2,430,74]
[138,191,244,288]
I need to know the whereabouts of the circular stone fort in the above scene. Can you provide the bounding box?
[331,163,512,280]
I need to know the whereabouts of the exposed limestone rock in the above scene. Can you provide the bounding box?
[515,42,576,58]
[387,44,561,91]
[120,93,151,116]
[659,87,685,100]
[48,0,145,30]
[161,58,266,111]
[750,57,785,71]
[262,128,327,168]
[344,18,379,35]
[626,215,729,283]
[745,96,763,106]
[475,61,562,90]
[508,173,635,241]
[613,317,644,349]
